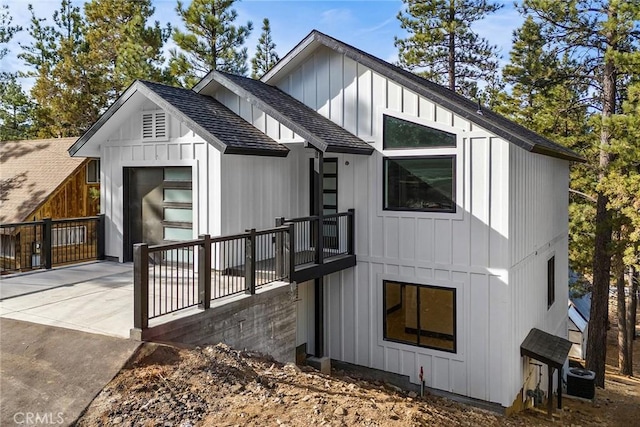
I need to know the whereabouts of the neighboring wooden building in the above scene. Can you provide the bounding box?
[0,138,100,270]
[70,31,581,411]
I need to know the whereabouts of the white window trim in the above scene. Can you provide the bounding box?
[141,110,169,142]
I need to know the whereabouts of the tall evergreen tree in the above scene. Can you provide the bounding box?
[20,0,99,137]
[395,0,502,97]
[0,5,31,140]
[84,0,171,103]
[605,80,640,375]
[497,16,596,285]
[170,0,253,88]
[18,4,58,76]
[498,15,598,281]
[0,75,33,140]
[251,18,279,79]
[522,0,640,386]
[0,4,22,82]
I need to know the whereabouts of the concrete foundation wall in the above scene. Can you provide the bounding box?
[139,283,297,363]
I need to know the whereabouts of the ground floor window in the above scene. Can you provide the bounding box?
[383,280,456,352]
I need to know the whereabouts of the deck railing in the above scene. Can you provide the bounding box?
[133,209,355,328]
[0,215,105,274]
[279,210,354,265]
[134,226,292,324]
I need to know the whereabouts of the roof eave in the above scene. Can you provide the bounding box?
[531,145,586,163]
[224,146,289,157]
[326,145,374,155]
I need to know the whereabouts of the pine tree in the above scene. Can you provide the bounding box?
[0,75,33,140]
[20,0,99,137]
[0,4,22,82]
[84,0,171,102]
[251,18,279,79]
[604,80,640,375]
[522,0,640,386]
[0,4,32,139]
[497,15,596,284]
[395,0,502,97]
[18,4,58,77]
[170,0,253,88]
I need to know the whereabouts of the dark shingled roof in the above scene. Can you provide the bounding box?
[69,80,288,157]
[262,30,584,163]
[520,328,573,369]
[209,71,374,155]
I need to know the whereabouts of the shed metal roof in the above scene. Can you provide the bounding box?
[261,30,584,163]
[69,80,289,158]
[568,306,588,333]
[197,71,374,155]
[570,292,591,322]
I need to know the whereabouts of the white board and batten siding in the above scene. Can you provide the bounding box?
[508,148,570,398]
[211,89,312,232]
[270,46,531,406]
[97,96,219,260]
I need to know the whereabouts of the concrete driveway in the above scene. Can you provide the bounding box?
[0,262,140,426]
[0,261,133,338]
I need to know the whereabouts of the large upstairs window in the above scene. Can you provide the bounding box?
[384,156,455,212]
[382,115,457,213]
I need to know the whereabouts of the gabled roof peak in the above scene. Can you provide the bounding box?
[69,80,288,158]
[261,29,584,163]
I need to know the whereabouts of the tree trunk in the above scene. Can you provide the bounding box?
[626,268,636,375]
[617,271,630,375]
[586,45,616,388]
[632,270,638,342]
[448,0,455,92]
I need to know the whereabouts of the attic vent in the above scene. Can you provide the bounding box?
[141,111,168,141]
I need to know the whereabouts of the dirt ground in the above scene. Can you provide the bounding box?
[77,301,639,427]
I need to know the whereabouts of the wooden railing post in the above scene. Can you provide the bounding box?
[133,243,149,330]
[275,217,285,278]
[198,234,211,309]
[348,209,355,255]
[287,223,295,281]
[97,214,106,260]
[245,229,256,295]
[42,218,52,269]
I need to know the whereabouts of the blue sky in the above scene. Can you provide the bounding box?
[2,0,523,89]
